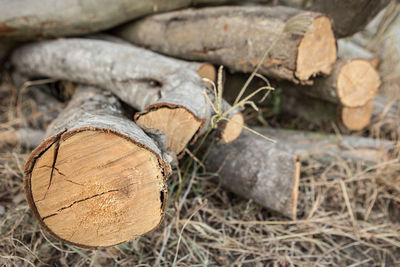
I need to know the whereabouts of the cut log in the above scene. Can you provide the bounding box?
[116,5,337,84]
[279,0,391,38]
[285,39,381,108]
[0,128,44,148]
[337,39,379,67]
[0,0,275,40]
[24,85,171,249]
[11,38,242,154]
[206,127,394,219]
[222,73,374,131]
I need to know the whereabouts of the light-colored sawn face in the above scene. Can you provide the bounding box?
[296,16,337,81]
[337,59,380,107]
[136,107,202,154]
[29,130,165,247]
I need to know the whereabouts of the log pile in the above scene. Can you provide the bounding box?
[0,0,396,248]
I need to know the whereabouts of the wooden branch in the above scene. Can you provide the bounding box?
[280,0,391,37]
[24,85,171,249]
[11,38,242,154]
[206,127,394,218]
[115,5,337,84]
[0,0,274,40]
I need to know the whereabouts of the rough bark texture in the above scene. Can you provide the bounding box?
[24,85,171,249]
[10,38,242,154]
[206,127,394,218]
[116,5,337,84]
[0,0,274,40]
[280,0,391,37]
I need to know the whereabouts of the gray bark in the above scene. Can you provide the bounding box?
[0,0,274,40]
[116,6,336,84]
[206,127,394,218]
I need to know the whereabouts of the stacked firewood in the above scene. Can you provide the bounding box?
[0,0,397,249]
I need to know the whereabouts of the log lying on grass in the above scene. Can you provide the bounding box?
[206,127,394,219]
[11,39,242,154]
[280,0,391,38]
[116,5,337,84]
[0,0,275,40]
[24,85,171,248]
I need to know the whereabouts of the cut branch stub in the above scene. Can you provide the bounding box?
[11,39,242,155]
[24,86,170,248]
[116,6,337,84]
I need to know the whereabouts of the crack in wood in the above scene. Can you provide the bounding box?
[41,181,142,221]
[42,189,120,220]
[40,130,66,201]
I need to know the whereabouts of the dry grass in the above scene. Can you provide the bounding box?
[1,65,400,267]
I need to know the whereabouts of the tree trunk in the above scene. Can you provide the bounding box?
[115,5,337,84]
[279,0,391,38]
[206,127,394,219]
[0,0,274,40]
[24,85,171,249]
[11,38,242,154]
